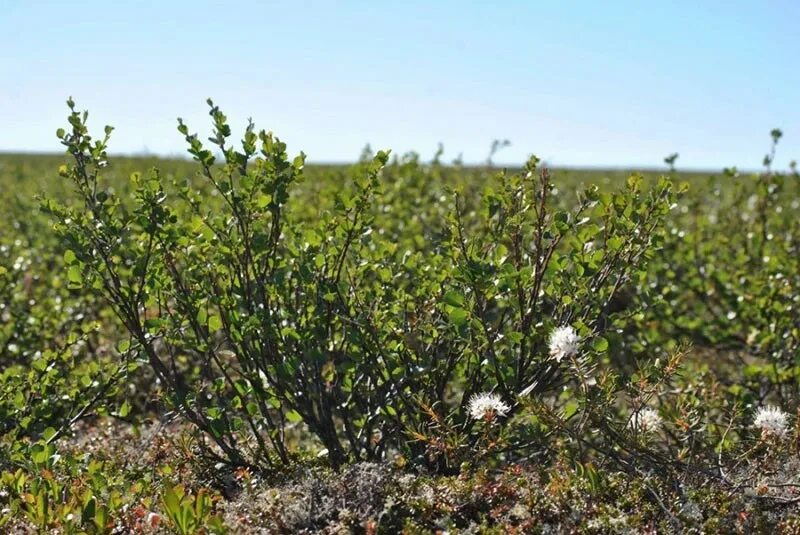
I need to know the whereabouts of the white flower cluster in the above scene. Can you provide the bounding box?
[467,392,510,423]
[548,325,580,362]
[753,405,790,438]
[629,407,662,434]
[519,326,582,397]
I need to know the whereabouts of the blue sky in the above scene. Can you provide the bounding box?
[1,0,798,169]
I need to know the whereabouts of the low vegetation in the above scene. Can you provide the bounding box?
[1,99,799,533]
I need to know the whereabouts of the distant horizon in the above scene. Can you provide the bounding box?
[2,1,798,170]
[0,148,775,175]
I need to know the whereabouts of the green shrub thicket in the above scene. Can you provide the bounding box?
[0,99,799,532]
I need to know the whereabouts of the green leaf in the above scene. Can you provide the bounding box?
[285,410,303,423]
[606,235,624,252]
[256,193,272,208]
[94,505,109,532]
[448,307,469,327]
[81,493,97,525]
[67,265,82,285]
[163,486,181,516]
[208,315,223,333]
[592,336,609,353]
[443,290,465,307]
[563,401,580,419]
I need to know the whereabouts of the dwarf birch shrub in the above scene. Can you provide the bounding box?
[46,99,409,469]
[46,99,683,473]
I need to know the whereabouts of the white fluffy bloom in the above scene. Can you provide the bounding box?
[753,405,790,438]
[630,407,662,434]
[467,392,510,423]
[548,325,580,362]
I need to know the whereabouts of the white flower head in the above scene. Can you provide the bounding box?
[467,392,510,423]
[549,325,580,362]
[630,407,662,434]
[753,405,790,438]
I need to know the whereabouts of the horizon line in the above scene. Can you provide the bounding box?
[0,150,771,176]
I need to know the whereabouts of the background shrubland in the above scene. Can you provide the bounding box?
[0,100,799,533]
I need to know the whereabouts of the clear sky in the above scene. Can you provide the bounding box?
[1,0,798,169]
